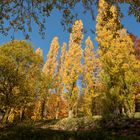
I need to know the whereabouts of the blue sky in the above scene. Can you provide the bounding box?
[0,3,140,60]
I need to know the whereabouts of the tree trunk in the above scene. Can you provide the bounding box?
[7,108,14,123]
[40,98,46,120]
[68,110,74,118]
[2,108,11,124]
[55,106,59,119]
[19,107,25,121]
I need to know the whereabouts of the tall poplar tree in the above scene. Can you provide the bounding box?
[57,42,67,96]
[43,37,60,77]
[82,36,96,117]
[50,42,67,119]
[39,37,60,119]
[96,0,140,118]
[62,20,83,118]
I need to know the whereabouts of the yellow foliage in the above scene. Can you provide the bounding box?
[82,36,95,116]
[62,20,83,116]
[43,37,60,77]
[35,48,43,57]
[96,0,140,117]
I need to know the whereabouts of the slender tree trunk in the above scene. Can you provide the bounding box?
[2,108,11,124]
[40,98,46,120]
[7,108,14,123]
[33,100,41,121]
[68,110,74,118]
[55,105,59,119]
[68,98,74,118]
[19,107,25,121]
[55,109,59,119]
[75,104,78,117]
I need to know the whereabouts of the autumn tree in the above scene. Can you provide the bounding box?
[96,0,140,118]
[43,37,59,77]
[46,94,68,120]
[62,20,83,118]
[82,36,96,117]
[46,41,68,120]
[54,42,67,98]
[38,37,60,119]
[0,40,43,123]
[129,34,140,112]
[53,42,68,119]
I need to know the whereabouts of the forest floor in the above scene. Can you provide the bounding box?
[0,115,140,140]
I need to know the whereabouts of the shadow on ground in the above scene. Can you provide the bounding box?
[0,125,140,140]
[0,117,140,140]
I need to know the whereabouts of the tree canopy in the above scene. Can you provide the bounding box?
[0,40,44,122]
[0,0,140,126]
[0,0,139,38]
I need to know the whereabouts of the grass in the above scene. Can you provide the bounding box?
[0,116,140,140]
[0,125,140,140]
[0,123,140,140]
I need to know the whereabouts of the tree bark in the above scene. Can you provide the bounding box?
[19,107,25,121]
[68,110,74,118]
[2,108,11,124]
[55,106,59,119]
[7,108,14,123]
[40,98,46,120]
